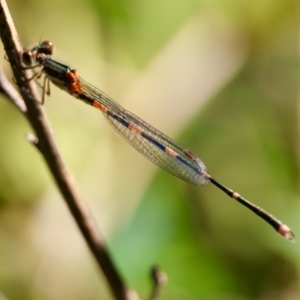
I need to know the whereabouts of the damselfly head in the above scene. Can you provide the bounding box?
[37,41,54,56]
[22,41,54,66]
[22,50,35,66]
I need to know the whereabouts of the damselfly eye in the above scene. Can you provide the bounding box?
[22,51,34,66]
[39,40,54,56]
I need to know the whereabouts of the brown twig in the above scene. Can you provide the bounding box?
[0,1,138,299]
[149,266,168,300]
[0,66,26,113]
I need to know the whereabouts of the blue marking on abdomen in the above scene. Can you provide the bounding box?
[177,155,200,174]
[107,110,130,127]
[141,132,165,151]
[108,110,200,175]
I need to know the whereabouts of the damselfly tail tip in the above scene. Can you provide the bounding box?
[278,224,295,242]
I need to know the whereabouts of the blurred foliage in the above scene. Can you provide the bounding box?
[0,0,299,299]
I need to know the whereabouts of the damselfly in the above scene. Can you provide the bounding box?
[22,41,295,241]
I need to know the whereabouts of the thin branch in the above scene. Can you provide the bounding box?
[149,266,168,300]
[0,66,26,114]
[0,1,138,299]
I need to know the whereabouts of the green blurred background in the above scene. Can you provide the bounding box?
[0,0,299,299]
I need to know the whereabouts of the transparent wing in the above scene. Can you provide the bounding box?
[80,77,209,186]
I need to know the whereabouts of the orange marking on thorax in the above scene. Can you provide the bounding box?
[66,70,82,94]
